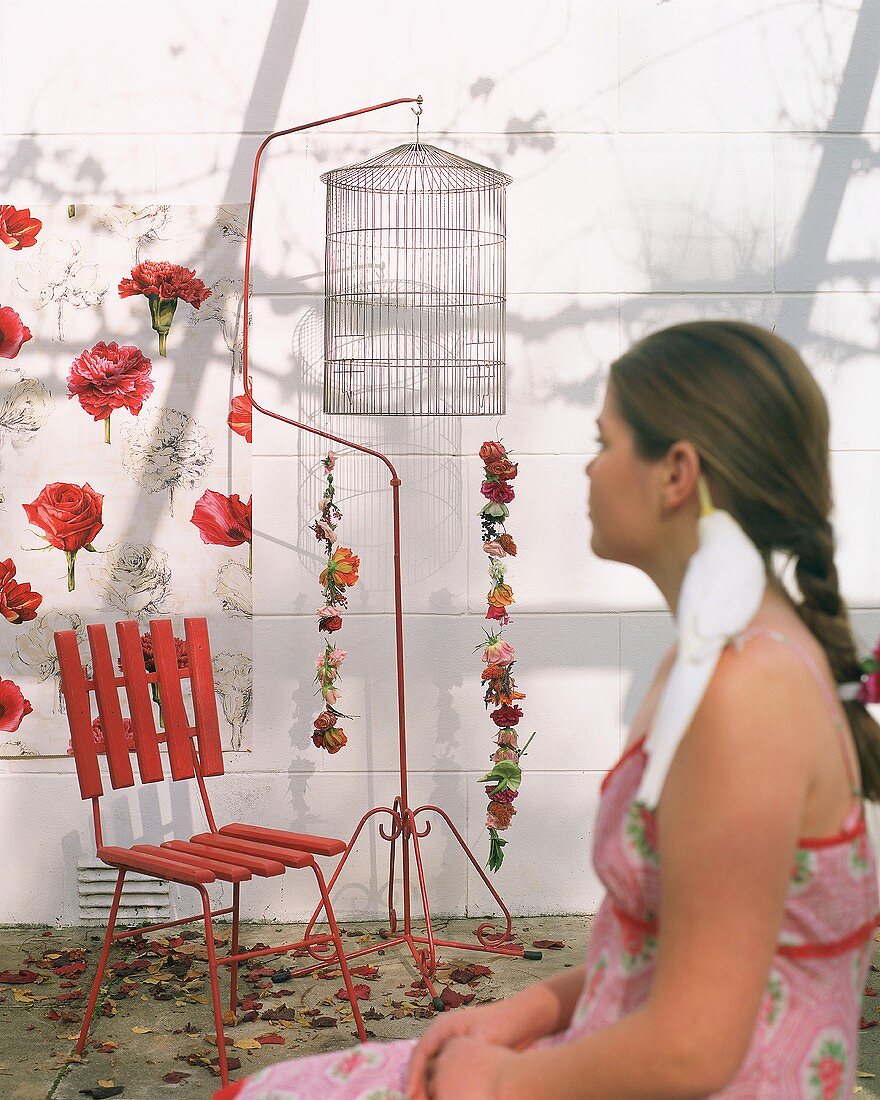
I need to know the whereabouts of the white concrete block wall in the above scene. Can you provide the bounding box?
[2,0,879,923]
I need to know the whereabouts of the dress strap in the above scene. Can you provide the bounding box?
[730,626,862,801]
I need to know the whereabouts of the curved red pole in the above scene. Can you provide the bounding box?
[240,97,420,817]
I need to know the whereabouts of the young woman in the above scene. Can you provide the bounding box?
[220,321,880,1099]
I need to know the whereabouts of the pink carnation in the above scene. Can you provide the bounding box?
[67,341,154,422]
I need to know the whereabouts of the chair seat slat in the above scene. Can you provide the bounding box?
[149,619,195,780]
[87,625,134,791]
[98,845,214,885]
[54,630,103,799]
[190,832,314,869]
[219,822,346,858]
[168,839,286,878]
[131,843,251,883]
[116,621,164,783]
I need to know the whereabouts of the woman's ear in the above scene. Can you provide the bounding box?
[662,441,702,511]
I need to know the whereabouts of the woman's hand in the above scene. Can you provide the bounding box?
[407,997,546,1100]
[421,1035,517,1100]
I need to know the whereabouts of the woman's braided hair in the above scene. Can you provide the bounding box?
[610,320,880,799]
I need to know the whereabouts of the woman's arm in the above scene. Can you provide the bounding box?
[481,638,815,1099]
[502,962,589,1040]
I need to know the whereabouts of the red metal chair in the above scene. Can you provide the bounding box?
[55,616,367,1087]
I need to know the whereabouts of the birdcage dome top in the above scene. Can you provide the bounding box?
[320,142,512,194]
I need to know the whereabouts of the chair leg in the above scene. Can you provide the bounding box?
[229,881,240,1014]
[199,885,229,1087]
[311,863,368,1043]
[76,869,125,1055]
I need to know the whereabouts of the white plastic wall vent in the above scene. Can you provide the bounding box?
[77,860,171,926]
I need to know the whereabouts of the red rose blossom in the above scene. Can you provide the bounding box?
[318,614,343,633]
[313,712,335,731]
[0,206,42,250]
[0,305,32,358]
[191,490,252,547]
[0,558,42,624]
[23,482,103,553]
[485,458,518,480]
[67,341,154,442]
[23,482,103,591]
[228,394,252,443]
[479,441,506,464]
[0,678,32,733]
[491,704,524,727]
[118,261,211,307]
[481,479,515,504]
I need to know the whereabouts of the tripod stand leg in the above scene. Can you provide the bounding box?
[302,805,401,946]
[412,803,519,950]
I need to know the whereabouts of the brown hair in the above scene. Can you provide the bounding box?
[610,319,880,800]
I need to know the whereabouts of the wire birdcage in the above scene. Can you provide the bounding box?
[321,142,512,416]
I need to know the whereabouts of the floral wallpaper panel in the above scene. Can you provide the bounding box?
[0,204,253,756]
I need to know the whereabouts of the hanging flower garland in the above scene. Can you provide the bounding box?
[475,440,534,872]
[310,452,360,754]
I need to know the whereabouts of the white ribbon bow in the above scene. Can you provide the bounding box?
[634,476,767,809]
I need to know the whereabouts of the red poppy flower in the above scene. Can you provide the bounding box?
[0,206,42,250]
[228,394,252,443]
[0,679,32,733]
[0,558,42,624]
[0,306,32,359]
[67,342,154,441]
[191,490,252,547]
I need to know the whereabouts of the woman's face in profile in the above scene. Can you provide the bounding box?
[585,385,665,569]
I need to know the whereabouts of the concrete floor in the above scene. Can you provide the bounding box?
[1,917,880,1099]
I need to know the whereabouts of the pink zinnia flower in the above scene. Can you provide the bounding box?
[0,305,32,359]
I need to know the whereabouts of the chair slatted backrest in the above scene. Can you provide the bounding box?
[55,617,226,800]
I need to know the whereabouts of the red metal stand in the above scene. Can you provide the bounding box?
[241,99,540,1000]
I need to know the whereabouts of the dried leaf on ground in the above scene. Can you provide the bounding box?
[532,940,565,950]
[336,983,370,1001]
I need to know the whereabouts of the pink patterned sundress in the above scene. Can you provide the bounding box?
[218,626,880,1100]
